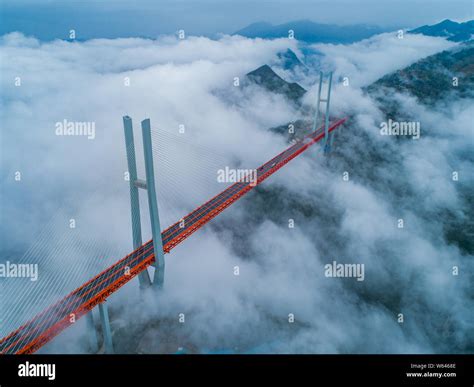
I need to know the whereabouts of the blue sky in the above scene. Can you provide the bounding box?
[1,0,472,40]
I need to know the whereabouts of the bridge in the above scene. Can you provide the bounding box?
[0,72,346,354]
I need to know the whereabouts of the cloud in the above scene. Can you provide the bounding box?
[1,31,472,354]
[0,32,298,343]
[311,32,457,87]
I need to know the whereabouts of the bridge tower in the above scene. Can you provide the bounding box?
[123,116,166,289]
[312,71,334,153]
[86,116,166,354]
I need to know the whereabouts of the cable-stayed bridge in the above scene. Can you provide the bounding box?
[1,72,345,354]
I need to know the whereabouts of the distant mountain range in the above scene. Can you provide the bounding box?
[234,20,387,43]
[410,19,474,42]
[235,19,474,44]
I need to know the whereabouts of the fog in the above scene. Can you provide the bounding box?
[1,31,472,354]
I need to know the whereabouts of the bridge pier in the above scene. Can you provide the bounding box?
[99,302,114,354]
[86,311,99,353]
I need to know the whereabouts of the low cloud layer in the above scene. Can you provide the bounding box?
[1,31,472,354]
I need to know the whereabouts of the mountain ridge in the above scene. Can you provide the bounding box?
[367,40,474,108]
[234,19,388,43]
[410,19,474,42]
[246,64,307,102]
